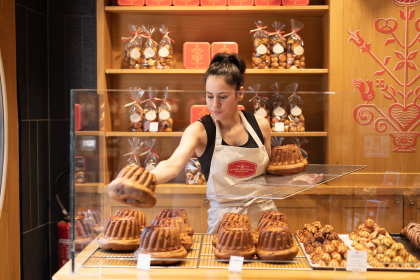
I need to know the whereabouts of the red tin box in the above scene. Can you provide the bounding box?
[183,42,211,69]
[281,0,309,5]
[190,105,245,123]
[173,0,199,5]
[200,0,227,6]
[117,0,145,5]
[145,0,171,5]
[228,0,254,5]
[75,104,84,131]
[255,0,280,5]
[211,42,238,58]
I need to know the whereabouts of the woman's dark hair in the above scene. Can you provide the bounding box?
[204,53,246,91]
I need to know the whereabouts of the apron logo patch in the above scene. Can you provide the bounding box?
[227,160,257,178]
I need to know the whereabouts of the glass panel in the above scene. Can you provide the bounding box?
[0,54,5,213]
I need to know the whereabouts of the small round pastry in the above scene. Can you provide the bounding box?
[311,254,321,262]
[349,232,357,240]
[309,252,318,260]
[358,231,370,238]
[314,260,326,266]
[151,217,193,250]
[327,259,340,267]
[266,144,308,175]
[134,226,187,265]
[397,249,410,258]
[107,165,157,208]
[377,244,387,254]
[314,232,325,243]
[98,217,141,251]
[371,262,386,268]
[401,263,413,268]
[388,263,400,268]
[384,249,397,258]
[155,209,194,236]
[365,242,376,251]
[324,224,334,231]
[256,224,299,261]
[393,256,405,264]
[114,209,146,232]
[340,260,347,267]
[364,218,375,229]
[331,252,342,262]
[331,240,341,250]
[322,243,336,254]
[305,245,315,254]
[321,252,332,262]
[406,255,419,263]
[367,254,376,263]
[214,224,256,260]
[389,242,404,251]
[312,221,323,230]
[336,243,348,255]
[381,256,392,263]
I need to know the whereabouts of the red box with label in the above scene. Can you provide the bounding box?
[173,0,199,5]
[145,0,171,5]
[228,0,254,5]
[211,42,238,58]
[75,104,84,131]
[190,105,245,123]
[183,42,211,69]
[200,0,227,6]
[255,0,280,5]
[281,0,309,5]
[117,0,145,5]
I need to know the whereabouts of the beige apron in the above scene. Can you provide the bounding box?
[206,111,278,233]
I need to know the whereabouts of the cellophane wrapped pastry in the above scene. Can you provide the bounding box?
[249,84,270,123]
[271,137,284,149]
[126,137,142,166]
[142,87,159,132]
[185,158,206,185]
[285,83,305,132]
[141,25,158,69]
[127,87,145,132]
[270,83,288,132]
[251,21,271,69]
[157,87,173,132]
[122,25,143,69]
[286,19,306,69]
[157,25,174,69]
[142,139,158,171]
[269,21,287,70]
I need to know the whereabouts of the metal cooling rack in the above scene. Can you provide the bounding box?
[198,234,312,270]
[210,164,368,200]
[81,233,203,269]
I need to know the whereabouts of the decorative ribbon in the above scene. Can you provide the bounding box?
[289,28,301,40]
[140,147,159,158]
[128,96,143,112]
[140,30,158,46]
[250,24,271,35]
[138,94,159,109]
[121,28,142,44]
[123,147,139,164]
[160,28,175,44]
[249,91,268,102]
[271,29,286,40]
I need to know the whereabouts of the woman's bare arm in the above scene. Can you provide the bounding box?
[151,121,206,184]
[254,115,272,159]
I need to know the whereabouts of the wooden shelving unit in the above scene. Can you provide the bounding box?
[105,131,328,137]
[75,131,104,136]
[105,5,329,16]
[105,69,329,75]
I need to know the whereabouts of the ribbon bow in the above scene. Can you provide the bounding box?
[272,29,286,40]
[121,28,142,44]
[290,28,301,40]
[138,94,160,109]
[160,28,175,44]
[140,30,158,46]
[249,91,268,102]
[250,24,271,34]
[140,147,159,158]
[123,147,139,164]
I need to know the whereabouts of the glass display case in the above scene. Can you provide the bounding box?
[69,89,420,276]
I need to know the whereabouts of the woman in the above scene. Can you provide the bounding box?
[151,53,278,233]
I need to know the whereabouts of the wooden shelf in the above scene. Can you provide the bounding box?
[105,69,328,75]
[75,183,104,193]
[106,131,327,137]
[105,5,329,17]
[75,131,104,136]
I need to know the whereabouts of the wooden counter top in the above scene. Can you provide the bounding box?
[53,237,420,280]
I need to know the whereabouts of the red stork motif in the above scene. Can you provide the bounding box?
[349,0,420,152]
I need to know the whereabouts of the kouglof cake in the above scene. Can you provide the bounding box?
[155,209,194,237]
[267,144,308,175]
[214,224,256,260]
[256,224,299,261]
[107,165,157,208]
[98,216,141,251]
[74,216,94,252]
[212,220,248,247]
[114,209,147,232]
[151,217,193,250]
[134,226,188,265]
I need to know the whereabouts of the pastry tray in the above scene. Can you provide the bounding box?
[198,234,312,270]
[297,234,420,271]
[209,164,368,200]
[80,233,203,269]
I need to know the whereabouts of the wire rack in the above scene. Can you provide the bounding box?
[210,164,368,200]
[81,233,203,269]
[198,234,312,270]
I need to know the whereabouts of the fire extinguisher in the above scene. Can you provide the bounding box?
[55,170,70,269]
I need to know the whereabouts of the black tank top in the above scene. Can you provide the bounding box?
[197,110,264,181]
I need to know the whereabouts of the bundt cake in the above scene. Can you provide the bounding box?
[108,165,157,208]
[151,217,193,250]
[258,211,288,225]
[134,226,188,265]
[212,220,248,247]
[74,216,94,252]
[114,209,147,232]
[214,224,256,260]
[253,219,288,246]
[76,208,101,226]
[267,144,308,175]
[97,217,141,251]
[220,213,251,229]
[256,224,299,260]
[155,209,194,237]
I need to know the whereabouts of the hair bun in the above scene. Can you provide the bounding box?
[227,53,246,75]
